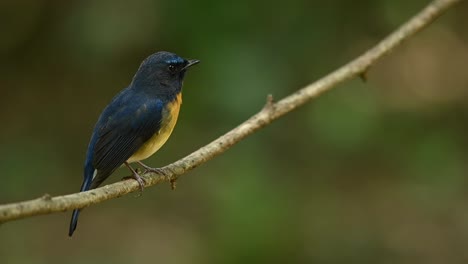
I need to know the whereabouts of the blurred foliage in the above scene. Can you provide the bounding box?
[1,0,468,263]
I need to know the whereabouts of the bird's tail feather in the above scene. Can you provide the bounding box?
[68,166,95,237]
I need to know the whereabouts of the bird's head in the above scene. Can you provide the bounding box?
[131,51,200,95]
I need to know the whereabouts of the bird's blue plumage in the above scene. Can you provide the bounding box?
[89,89,164,187]
[68,51,199,237]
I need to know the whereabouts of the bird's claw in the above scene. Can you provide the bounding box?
[121,173,146,195]
[133,173,146,194]
[123,162,147,196]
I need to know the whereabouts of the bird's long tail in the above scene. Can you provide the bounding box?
[68,166,95,237]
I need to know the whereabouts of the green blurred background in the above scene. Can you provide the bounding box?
[1,0,468,263]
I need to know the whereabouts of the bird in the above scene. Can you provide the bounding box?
[68,51,199,237]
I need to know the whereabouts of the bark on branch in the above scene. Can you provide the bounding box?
[0,0,461,224]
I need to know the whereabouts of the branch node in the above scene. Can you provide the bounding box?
[41,193,52,201]
[170,178,177,190]
[263,94,274,110]
[359,68,369,82]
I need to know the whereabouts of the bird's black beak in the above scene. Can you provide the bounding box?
[183,59,200,70]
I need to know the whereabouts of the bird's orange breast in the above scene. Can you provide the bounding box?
[127,93,182,163]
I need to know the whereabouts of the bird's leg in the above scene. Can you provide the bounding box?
[137,161,167,176]
[124,162,146,193]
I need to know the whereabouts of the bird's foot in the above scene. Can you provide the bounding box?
[121,173,146,194]
[137,161,167,176]
[124,162,146,195]
[132,172,146,194]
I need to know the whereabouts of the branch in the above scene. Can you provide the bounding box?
[0,0,461,224]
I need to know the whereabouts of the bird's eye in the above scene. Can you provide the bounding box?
[168,64,176,72]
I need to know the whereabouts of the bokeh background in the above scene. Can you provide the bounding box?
[1,0,468,263]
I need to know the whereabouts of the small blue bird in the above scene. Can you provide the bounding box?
[69,51,199,236]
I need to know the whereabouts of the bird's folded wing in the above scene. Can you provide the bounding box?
[91,96,164,187]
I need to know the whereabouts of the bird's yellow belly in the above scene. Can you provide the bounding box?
[127,93,182,163]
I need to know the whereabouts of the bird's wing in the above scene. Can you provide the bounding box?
[90,91,164,188]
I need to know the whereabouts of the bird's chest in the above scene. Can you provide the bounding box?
[127,93,182,162]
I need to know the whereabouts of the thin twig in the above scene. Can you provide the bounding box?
[0,0,461,224]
